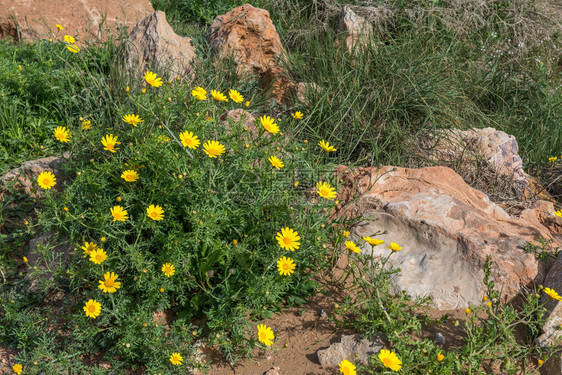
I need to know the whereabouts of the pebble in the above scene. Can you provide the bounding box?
[434,332,446,346]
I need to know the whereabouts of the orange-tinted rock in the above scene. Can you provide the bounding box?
[337,165,560,309]
[0,0,154,42]
[208,4,285,76]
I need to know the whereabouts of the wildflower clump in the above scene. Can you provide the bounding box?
[14,65,340,373]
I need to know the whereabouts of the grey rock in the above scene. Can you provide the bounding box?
[434,332,446,346]
[126,11,196,79]
[536,253,562,373]
[425,127,534,198]
[25,232,72,293]
[340,6,374,37]
[317,334,383,367]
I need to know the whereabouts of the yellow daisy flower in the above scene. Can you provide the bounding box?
[549,156,558,162]
[82,119,92,130]
[56,24,65,30]
[544,287,562,301]
[179,131,201,149]
[110,206,128,222]
[81,242,98,257]
[318,140,337,152]
[63,35,75,44]
[144,70,163,88]
[191,86,207,100]
[268,155,284,170]
[260,115,279,134]
[276,227,301,251]
[387,242,402,252]
[13,364,22,375]
[66,44,80,53]
[101,134,120,153]
[122,114,144,127]
[83,299,101,319]
[37,171,57,189]
[555,210,562,218]
[257,324,274,346]
[169,352,183,365]
[211,89,228,102]
[121,170,139,182]
[345,240,361,253]
[147,204,164,221]
[162,262,175,277]
[229,89,244,103]
[203,140,225,158]
[98,272,121,293]
[437,352,445,362]
[363,236,384,246]
[378,349,402,371]
[277,256,296,276]
[316,181,337,200]
[292,111,303,119]
[89,248,107,265]
[338,359,356,375]
[54,126,71,143]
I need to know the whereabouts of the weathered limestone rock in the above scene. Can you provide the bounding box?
[126,11,196,79]
[1,154,68,195]
[425,127,547,200]
[317,334,383,366]
[208,4,285,77]
[0,0,154,42]
[340,6,374,52]
[219,109,259,138]
[337,165,561,309]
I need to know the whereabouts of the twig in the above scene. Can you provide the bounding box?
[161,121,193,158]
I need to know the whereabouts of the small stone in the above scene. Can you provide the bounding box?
[434,332,446,346]
[320,309,327,318]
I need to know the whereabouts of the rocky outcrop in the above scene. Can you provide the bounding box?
[337,165,561,309]
[0,0,154,42]
[208,4,284,77]
[125,11,196,79]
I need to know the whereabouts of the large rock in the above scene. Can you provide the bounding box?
[337,165,561,309]
[0,0,154,42]
[424,127,548,200]
[125,11,196,79]
[207,4,285,77]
